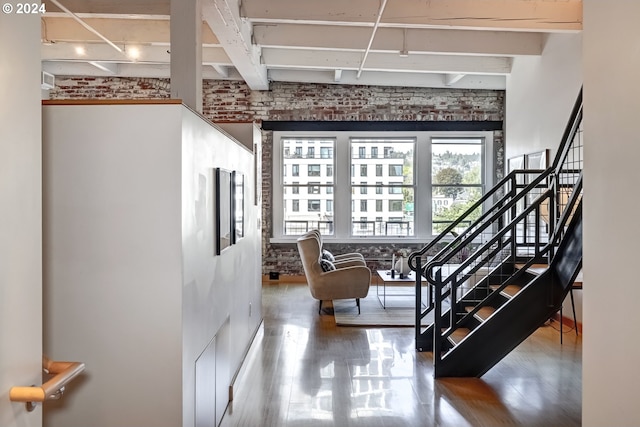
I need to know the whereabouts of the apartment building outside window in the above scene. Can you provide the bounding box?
[273,132,491,240]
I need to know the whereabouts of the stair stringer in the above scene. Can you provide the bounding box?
[434,201,582,378]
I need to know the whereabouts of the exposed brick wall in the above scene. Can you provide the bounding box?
[50,77,505,276]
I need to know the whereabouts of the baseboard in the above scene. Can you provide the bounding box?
[261,274,307,284]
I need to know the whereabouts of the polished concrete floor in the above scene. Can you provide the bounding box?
[221,283,582,427]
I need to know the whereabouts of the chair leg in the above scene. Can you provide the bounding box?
[356,298,360,314]
[318,300,322,314]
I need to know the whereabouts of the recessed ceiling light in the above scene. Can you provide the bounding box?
[75,46,86,56]
[126,46,140,61]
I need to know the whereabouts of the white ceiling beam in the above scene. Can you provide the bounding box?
[42,42,231,64]
[88,61,119,74]
[243,0,582,32]
[202,0,268,90]
[262,48,512,75]
[444,73,466,86]
[42,16,220,45]
[212,65,229,78]
[42,60,243,79]
[268,69,506,90]
[253,24,543,56]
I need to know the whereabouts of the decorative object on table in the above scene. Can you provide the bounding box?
[393,250,411,277]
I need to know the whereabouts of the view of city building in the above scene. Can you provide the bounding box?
[279,134,485,238]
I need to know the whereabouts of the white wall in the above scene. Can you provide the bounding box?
[506,33,583,161]
[582,1,640,425]
[505,32,584,324]
[180,113,262,427]
[43,104,185,427]
[43,104,262,427]
[0,12,43,427]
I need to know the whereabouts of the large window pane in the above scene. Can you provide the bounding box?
[282,137,335,235]
[431,138,483,234]
[350,138,415,236]
[275,131,490,240]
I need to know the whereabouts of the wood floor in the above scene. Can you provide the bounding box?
[220,283,582,427]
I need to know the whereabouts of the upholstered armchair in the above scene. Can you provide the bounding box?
[297,231,371,314]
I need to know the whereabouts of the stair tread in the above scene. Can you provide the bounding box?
[490,284,522,298]
[515,263,548,276]
[448,328,471,345]
[465,305,496,321]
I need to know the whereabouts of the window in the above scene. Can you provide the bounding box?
[389,200,403,211]
[308,200,321,212]
[280,137,335,235]
[309,183,320,194]
[351,138,415,236]
[389,183,403,194]
[274,132,491,240]
[389,164,403,176]
[431,137,484,234]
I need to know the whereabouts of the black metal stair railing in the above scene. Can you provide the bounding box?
[409,88,584,376]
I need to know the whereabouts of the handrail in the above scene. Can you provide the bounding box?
[408,168,545,271]
[10,356,85,411]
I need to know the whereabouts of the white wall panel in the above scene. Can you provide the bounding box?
[43,103,262,427]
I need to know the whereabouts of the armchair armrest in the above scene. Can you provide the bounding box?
[310,265,371,301]
[334,252,365,261]
[333,258,366,268]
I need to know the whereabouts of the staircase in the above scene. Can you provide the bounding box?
[409,89,583,377]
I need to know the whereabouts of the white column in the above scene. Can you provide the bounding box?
[0,10,43,427]
[583,1,640,426]
[171,0,203,112]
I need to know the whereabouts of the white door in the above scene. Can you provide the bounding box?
[0,11,43,427]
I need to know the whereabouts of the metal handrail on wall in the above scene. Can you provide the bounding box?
[10,356,85,412]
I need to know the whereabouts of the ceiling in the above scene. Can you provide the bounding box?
[40,0,582,91]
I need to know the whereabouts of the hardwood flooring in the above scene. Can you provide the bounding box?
[220,283,581,427]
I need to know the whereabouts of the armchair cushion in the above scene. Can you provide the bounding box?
[321,249,335,262]
[320,259,336,272]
